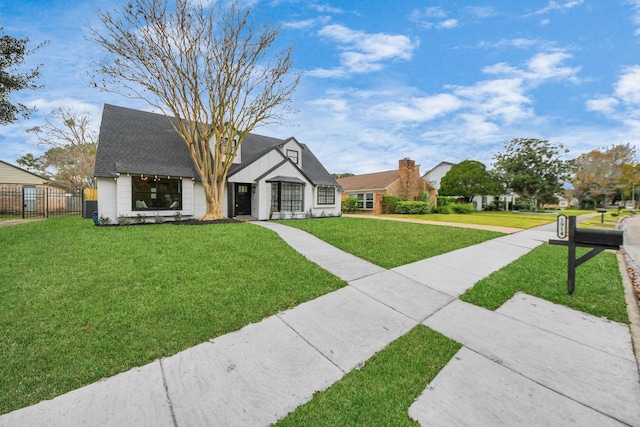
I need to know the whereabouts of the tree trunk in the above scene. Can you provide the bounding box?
[200,179,226,220]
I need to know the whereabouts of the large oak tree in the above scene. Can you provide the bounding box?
[89,0,299,219]
[439,160,502,204]
[493,138,572,211]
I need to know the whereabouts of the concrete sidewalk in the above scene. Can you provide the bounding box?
[2,219,639,426]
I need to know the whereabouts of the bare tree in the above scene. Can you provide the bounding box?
[88,0,299,219]
[19,107,98,191]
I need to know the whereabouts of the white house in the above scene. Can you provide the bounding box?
[422,160,504,211]
[94,104,341,223]
[421,161,455,191]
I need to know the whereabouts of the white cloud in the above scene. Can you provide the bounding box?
[411,7,447,19]
[308,97,350,116]
[282,16,331,30]
[586,97,620,114]
[309,24,418,78]
[479,38,556,51]
[309,3,344,14]
[451,78,533,125]
[531,0,585,15]
[626,0,640,35]
[614,65,640,104]
[464,6,496,19]
[585,65,640,126]
[482,51,581,85]
[371,94,463,122]
[527,51,581,83]
[410,7,458,30]
[438,19,458,29]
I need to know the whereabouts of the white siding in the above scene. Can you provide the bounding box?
[282,140,303,168]
[423,163,453,190]
[228,150,286,183]
[96,178,117,221]
[97,175,200,223]
[312,186,341,217]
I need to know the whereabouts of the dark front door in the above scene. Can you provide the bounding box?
[235,184,251,216]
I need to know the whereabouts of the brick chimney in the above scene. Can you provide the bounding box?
[398,158,419,200]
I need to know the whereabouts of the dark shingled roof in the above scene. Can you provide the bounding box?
[94,104,339,188]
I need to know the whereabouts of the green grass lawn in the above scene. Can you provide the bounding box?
[388,211,557,228]
[1,215,629,419]
[275,325,461,427]
[461,243,627,323]
[277,217,503,269]
[381,210,588,229]
[0,217,346,415]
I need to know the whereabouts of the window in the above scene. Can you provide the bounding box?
[348,192,374,210]
[286,149,299,164]
[132,176,182,210]
[271,182,304,212]
[317,186,335,205]
[365,193,374,209]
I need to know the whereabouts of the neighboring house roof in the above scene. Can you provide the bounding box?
[0,159,55,186]
[337,170,400,192]
[94,104,339,188]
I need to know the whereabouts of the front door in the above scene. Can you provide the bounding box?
[235,184,251,216]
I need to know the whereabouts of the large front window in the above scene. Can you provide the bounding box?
[132,176,182,210]
[271,182,304,211]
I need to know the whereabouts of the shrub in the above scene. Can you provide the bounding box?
[512,203,531,211]
[382,196,405,214]
[483,203,498,211]
[433,205,452,214]
[437,196,456,207]
[342,197,358,213]
[451,203,476,214]
[98,215,111,225]
[395,201,430,214]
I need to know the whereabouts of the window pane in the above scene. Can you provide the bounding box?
[133,176,182,210]
[278,182,303,211]
[365,193,374,209]
[271,183,279,211]
[286,149,299,164]
[317,186,335,205]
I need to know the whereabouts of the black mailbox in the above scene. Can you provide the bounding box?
[574,228,623,249]
[549,215,623,294]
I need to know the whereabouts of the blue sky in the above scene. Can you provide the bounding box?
[2,0,640,175]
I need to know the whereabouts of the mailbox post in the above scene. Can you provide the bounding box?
[549,215,623,294]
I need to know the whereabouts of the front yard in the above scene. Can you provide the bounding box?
[0,215,628,421]
[1,217,347,414]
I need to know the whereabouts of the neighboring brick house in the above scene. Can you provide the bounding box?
[337,158,436,214]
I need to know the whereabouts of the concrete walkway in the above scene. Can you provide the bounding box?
[1,218,639,426]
